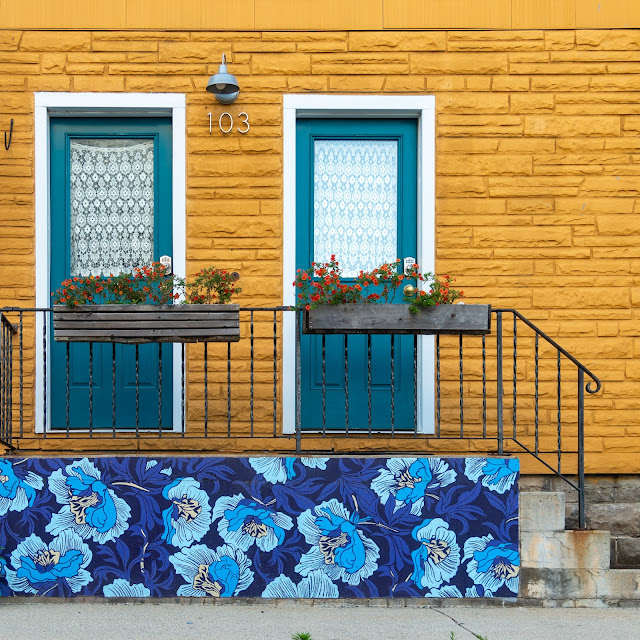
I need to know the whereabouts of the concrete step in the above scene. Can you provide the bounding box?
[518,491,640,602]
[521,567,640,601]
[521,530,611,570]
[520,491,566,533]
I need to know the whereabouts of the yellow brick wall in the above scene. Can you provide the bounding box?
[1,28,639,472]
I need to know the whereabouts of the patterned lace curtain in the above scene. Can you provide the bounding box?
[69,139,155,276]
[313,139,398,278]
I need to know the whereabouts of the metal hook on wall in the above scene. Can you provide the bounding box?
[4,119,13,150]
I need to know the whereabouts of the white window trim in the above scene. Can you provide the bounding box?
[34,92,186,433]
[282,94,436,435]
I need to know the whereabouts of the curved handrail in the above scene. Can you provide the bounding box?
[0,312,18,335]
[492,308,601,394]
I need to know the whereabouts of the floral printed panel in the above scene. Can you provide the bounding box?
[0,456,519,599]
[70,139,155,276]
[313,139,398,278]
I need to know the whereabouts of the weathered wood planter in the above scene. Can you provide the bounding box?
[53,304,240,343]
[303,303,491,335]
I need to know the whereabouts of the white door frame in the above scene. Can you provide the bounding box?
[282,94,436,435]
[34,92,186,433]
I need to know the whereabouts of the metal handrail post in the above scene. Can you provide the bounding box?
[578,368,586,529]
[496,312,504,455]
[295,310,302,455]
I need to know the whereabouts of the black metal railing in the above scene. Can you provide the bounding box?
[0,312,18,449]
[0,306,601,527]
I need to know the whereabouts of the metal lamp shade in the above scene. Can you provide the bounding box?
[206,55,240,104]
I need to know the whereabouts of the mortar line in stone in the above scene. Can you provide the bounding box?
[432,608,481,639]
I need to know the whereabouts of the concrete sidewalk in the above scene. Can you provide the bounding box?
[0,601,638,640]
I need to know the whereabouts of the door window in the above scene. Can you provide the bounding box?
[313,139,398,277]
[69,138,155,275]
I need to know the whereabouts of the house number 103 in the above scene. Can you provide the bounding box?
[208,112,250,134]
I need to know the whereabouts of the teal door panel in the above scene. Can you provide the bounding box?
[50,117,173,429]
[296,118,418,431]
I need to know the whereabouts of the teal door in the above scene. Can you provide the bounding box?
[296,118,418,431]
[50,118,173,429]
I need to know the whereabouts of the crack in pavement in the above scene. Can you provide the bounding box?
[433,608,484,639]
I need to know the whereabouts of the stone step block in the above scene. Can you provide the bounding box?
[521,567,640,600]
[521,530,611,570]
[520,491,565,533]
[586,503,640,536]
[612,536,640,568]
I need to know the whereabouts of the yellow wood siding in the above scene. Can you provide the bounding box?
[511,0,576,30]
[127,0,255,31]
[576,0,640,29]
[385,0,513,30]
[0,0,129,30]
[2,0,640,30]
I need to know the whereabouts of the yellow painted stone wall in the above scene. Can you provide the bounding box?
[0,28,639,472]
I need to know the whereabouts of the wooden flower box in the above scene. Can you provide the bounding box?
[52,304,241,343]
[303,303,491,335]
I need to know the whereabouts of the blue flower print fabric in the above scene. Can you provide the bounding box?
[0,456,519,598]
[0,458,43,515]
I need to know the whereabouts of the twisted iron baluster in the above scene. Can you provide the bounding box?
[459,334,463,438]
[344,335,349,436]
[367,335,372,437]
[42,311,47,438]
[8,327,12,445]
[135,344,139,437]
[482,335,486,439]
[513,315,517,439]
[65,343,70,437]
[204,342,208,437]
[112,343,116,436]
[250,311,254,437]
[535,334,539,456]
[88,343,93,438]
[496,312,503,455]
[273,311,277,437]
[390,334,395,437]
[436,335,441,438]
[557,351,562,474]
[19,311,23,438]
[413,335,418,435]
[158,343,162,437]
[181,343,185,437]
[322,334,326,437]
[227,342,231,437]
[1,321,5,443]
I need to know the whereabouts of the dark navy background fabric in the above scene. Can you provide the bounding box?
[0,456,519,598]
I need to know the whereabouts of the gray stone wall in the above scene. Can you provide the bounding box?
[520,474,640,569]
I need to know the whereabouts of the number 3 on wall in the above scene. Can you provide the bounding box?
[208,112,250,135]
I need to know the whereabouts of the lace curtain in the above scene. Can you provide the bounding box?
[313,139,398,278]
[69,138,155,276]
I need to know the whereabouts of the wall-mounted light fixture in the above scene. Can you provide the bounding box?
[206,54,240,104]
